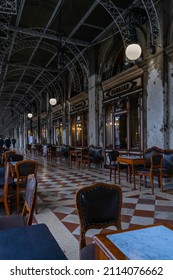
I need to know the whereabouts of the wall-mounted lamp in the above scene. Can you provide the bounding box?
[27,113,33,118]
[49,98,57,106]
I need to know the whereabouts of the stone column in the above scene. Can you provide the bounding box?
[166,46,173,148]
[88,74,97,145]
[22,113,27,149]
[88,74,103,146]
[62,101,67,145]
[146,53,166,148]
[46,95,52,144]
[37,116,41,143]
[98,83,104,147]
[47,111,51,144]
[66,101,71,145]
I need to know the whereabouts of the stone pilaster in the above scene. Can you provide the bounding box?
[146,52,166,148]
[88,74,98,145]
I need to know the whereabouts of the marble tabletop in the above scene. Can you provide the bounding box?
[107,225,173,260]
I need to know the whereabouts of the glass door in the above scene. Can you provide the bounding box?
[114,113,127,149]
[108,92,142,151]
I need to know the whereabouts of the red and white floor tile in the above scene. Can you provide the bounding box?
[27,154,173,259]
[1,152,173,259]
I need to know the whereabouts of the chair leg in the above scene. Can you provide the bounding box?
[127,165,130,181]
[114,169,117,184]
[88,160,90,170]
[4,198,11,215]
[16,186,20,213]
[161,176,164,192]
[138,174,141,191]
[125,167,128,181]
[158,175,164,192]
[34,195,38,214]
[144,177,147,188]
[150,175,154,194]
[110,169,112,181]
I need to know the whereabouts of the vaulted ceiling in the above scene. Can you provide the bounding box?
[0,0,160,131]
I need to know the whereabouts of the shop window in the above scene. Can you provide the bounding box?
[76,123,82,146]
[33,128,37,144]
[130,94,141,149]
[53,120,62,145]
[71,113,88,147]
[27,129,31,144]
[83,113,88,147]
[75,115,82,146]
[105,105,113,148]
[71,116,76,146]
[114,113,127,149]
[105,92,142,151]
[41,124,47,144]
[115,99,127,111]
[57,122,62,145]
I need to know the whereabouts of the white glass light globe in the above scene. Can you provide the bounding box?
[125,43,142,60]
[27,113,33,118]
[49,98,57,106]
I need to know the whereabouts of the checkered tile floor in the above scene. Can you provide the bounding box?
[2,151,173,259]
[30,153,173,258]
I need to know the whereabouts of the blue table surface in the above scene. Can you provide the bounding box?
[107,225,173,260]
[0,223,67,260]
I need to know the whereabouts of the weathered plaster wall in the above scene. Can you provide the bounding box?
[167,1,173,148]
[88,74,97,145]
[62,102,67,145]
[98,84,104,147]
[88,74,103,146]
[147,58,164,148]
[168,60,173,148]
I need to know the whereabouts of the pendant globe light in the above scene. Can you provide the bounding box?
[125,42,142,60]
[27,113,33,118]
[125,7,147,61]
[49,98,57,106]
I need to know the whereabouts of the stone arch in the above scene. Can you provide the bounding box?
[97,0,160,50]
[1,82,44,119]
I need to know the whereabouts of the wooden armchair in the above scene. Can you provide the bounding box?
[15,160,38,213]
[47,146,57,161]
[3,150,16,167]
[76,182,122,259]
[0,163,15,215]
[138,154,163,194]
[0,174,37,230]
[77,147,89,169]
[106,150,128,183]
[26,144,32,154]
[88,145,104,169]
[107,150,119,182]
